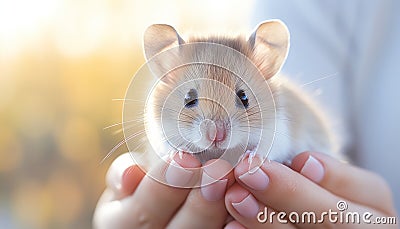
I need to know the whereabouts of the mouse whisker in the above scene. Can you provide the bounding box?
[149,105,199,120]
[128,137,149,153]
[236,125,263,129]
[100,129,146,164]
[110,128,125,135]
[157,134,187,145]
[103,118,145,130]
[112,98,147,103]
[299,72,338,88]
[177,120,194,124]
[120,123,146,133]
[269,73,337,100]
[233,113,262,122]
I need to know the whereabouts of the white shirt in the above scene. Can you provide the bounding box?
[252,0,400,212]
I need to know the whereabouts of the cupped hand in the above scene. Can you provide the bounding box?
[93,152,235,229]
[225,152,398,228]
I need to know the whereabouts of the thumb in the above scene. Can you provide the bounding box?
[105,153,145,199]
[290,151,396,216]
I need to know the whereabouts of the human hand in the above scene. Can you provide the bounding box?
[224,152,398,228]
[93,152,235,229]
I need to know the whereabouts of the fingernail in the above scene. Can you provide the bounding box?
[106,155,134,193]
[201,171,228,201]
[224,221,246,229]
[232,194,259,218]
[300,155,324,183]
[238,167,269,190]
[165,160,194,187]
[122,165,136,181]
[121,165,139,194]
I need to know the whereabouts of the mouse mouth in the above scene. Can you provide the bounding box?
[190,145,249,165]
[211,142,225,150]
[193,148,226,164]
[175,140,250,164]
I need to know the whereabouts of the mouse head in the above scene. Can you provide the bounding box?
[143,20,289,163]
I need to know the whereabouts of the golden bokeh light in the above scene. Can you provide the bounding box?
[46,171,84,226]
[0,130,22,172]
[57,116,101,163]
[12,181,52,229]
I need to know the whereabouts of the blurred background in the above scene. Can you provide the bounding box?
[1,0,399,228]
[0,0,252,228]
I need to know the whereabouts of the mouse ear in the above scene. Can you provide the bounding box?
[143,24,185,60]
[248,20,289,79]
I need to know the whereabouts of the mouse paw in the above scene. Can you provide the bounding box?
[247,149,258,164]
[239,149,258,164]
[178,150,184,160]
[167,150,182,160]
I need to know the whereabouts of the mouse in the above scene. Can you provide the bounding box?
[131,20,339,168]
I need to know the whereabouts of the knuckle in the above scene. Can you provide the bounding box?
[282,178,300,196]
[129,204,159,229]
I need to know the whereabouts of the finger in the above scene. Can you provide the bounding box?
[167,159,235,228]
[224,220,246,229]
[234,157,399,228]
[332,201,398,228]
[121,164,146,195]
[94,152,201,229]
[290,152,396,216]
[225,183,295,229]
[96,164,145,208]
[104,153,143,200]
[225,183,395,229]
[93,153,145,229]
[234,157,343,228]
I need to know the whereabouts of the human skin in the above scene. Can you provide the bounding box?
[93,152,397,228]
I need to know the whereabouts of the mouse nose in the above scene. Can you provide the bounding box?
[206,120,226,142]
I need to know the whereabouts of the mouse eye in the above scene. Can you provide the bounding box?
[184,89,198,108]
[236,89,249,109]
